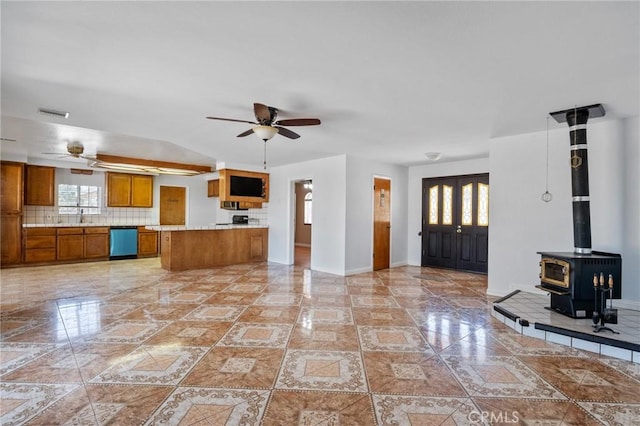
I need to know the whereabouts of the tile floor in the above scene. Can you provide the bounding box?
[1,258,639,425]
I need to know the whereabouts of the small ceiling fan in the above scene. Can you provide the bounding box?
[42,141,95,160]
[207,102,321,168]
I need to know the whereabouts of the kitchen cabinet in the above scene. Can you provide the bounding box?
[1,216,23,265]
[84,227,110,259]
[207,179,219,197]
[57,227,110,261]
[106,172,153,207]
[57,228,84,261]
[218,169,268,204]
[24,227,56,263]
[138,227,158,257]
[160,227,268,271]
[25,165,55,206]
[1,161,24,266]
[1,161,24,214]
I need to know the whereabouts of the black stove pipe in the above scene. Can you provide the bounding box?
[566,109,592,254]
[550,104,605,255]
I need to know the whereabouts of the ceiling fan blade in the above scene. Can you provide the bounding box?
[237,129,254,137]
[274,118,321,126]
[254,103,272,124]
[206,116,257,125]
[274,126,300,139]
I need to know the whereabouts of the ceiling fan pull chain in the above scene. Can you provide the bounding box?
[263,140,267,170]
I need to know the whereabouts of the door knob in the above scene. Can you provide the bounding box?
[456,225,462,234]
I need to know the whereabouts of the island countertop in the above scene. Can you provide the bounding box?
[146,224,267,231]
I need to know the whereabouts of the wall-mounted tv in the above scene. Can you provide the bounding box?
[230,175,264,198]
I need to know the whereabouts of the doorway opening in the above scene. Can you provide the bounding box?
[294,180,312,268]
[421,173,489,273]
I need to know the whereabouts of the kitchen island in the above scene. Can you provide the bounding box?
[146,225,268,271]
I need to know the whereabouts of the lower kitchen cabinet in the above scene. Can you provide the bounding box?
[24,227,56,263]
[57,228,84,261]
[138,227,158,257]
[1,215,23,266]
[84,227,110,259]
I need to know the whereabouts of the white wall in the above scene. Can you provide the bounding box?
[488,118,637,304]
[268,155,347,275]
[406,158,490,266]
[154,173,219,226]
[622,116,640,304]
[345,156,408,274]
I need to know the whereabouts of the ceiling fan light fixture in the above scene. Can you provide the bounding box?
[252,125,278,141]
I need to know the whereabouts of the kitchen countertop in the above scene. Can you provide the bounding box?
[23,223,158,228]
[146,224,267,231]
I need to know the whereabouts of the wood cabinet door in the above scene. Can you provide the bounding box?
[84,233,109,258]
[25,165,55,206]
[1,162,24,213]
[138,231,158,257]
[131,175,153,207]
[207,180,220,197]
[1,215,22,265]
[106,173,132,207]
[57,234,84,261]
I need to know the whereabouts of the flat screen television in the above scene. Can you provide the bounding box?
[230,175,264,198]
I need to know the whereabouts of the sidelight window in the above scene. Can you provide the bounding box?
[461,183,473,226]
[428,186,438,224]
[478,183,489,226]
[304,192,312,225]
[58,184,101,215]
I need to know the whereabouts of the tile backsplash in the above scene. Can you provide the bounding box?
[24,205,156,225]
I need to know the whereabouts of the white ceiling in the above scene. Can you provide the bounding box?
[1,1,638,169]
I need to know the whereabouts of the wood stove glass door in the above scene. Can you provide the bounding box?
[421,174,489,273]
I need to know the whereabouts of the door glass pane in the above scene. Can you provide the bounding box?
[442,185,453,225]
[461,183,473,225]
[478,183,489,226]
[429,186,438,224]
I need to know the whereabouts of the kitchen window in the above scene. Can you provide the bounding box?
[58,184,101,215]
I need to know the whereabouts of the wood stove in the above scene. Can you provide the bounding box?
[537,251,621,318]
[536,104,622,318]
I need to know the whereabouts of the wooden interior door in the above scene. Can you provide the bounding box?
[160,186,186,225]
[421,174,489,273]
[373,177,391,270]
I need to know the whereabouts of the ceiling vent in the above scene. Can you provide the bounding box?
[38,108,70,119]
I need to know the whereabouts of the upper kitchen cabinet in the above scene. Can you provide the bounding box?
[25,165,55,206]
[1,161,24,213]
[106,172,153,207]
[207,179,220,197]
[218,169,269,204]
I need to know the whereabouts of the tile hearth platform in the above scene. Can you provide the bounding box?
[493,290,640,362]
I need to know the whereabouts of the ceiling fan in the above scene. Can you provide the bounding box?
[207,102,321,168]
[42,141,95,160]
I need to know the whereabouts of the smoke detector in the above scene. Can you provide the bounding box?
[38,108,70,119]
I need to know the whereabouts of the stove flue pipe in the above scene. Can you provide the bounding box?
[550,103,606,255]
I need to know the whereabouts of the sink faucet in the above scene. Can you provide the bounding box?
[79,208,85,223]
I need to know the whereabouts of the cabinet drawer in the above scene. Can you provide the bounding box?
[25,227,56,236]
[25,235,56,249]
[84,227,109,234]
[57,227,84,235]
[24,248,56,263]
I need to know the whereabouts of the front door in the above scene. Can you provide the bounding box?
[160,186,186,225]
[421,174,489,273]
[373,177,391,270]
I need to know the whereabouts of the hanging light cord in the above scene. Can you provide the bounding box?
[542,116,553,202]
